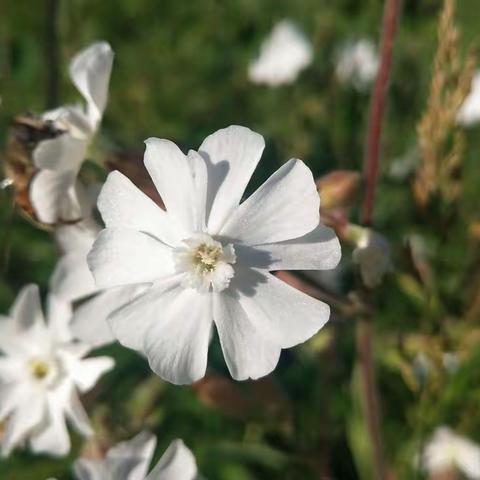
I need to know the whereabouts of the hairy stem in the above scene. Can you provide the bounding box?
[361,0,402,226]
[357,1,402,479]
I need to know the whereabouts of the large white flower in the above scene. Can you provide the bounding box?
[86,125,341,384]
[248,20,313,86]
[421,427,480,479]
[457,71,480,126]
[74,432,197,480]
[335,39,379,91]
[0,285,114,457]
[30,41,114,224]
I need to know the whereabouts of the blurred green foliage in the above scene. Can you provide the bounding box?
[1,0,480,479]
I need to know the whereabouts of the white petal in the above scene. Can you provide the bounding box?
[235,268,330,348]
[141,288,212,385]
[70,356,114,392]
[109,279,212,384]
[0,317,19,357]
[98,170,182,246]
[107,431,157,480]
[143,138,197,234]
[236,224,341,271]
[30,170,84,224]
[220,159,319,245]
[55,220,100,253]
[6,285,50,356]
[46,294,73,343]
[199,125,265,233]
[29,397,70,456]
[9,284,44,329]
[73,460,104,480]
[187,149,208,231]
[87,228,175,289]
[0,381,20,419]
[50,250,98,302]
[1,393,46,457]
[69,41,114,129]
[71,285,146,348]
[146,439,197,480]
[64,389,93,437]
[455,436,480,479]
[33,133,88,172]
[213,293,281,381]
[107,276,182,351]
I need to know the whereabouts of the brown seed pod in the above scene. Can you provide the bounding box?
[2,113,63,226]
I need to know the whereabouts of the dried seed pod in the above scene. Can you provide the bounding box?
[2,113,63,226]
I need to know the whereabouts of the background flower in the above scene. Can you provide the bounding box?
[0,285,114,457]
[30,42,114,224]
[248,20,313,86]
[74,432,198,480]
[421,427,480,479]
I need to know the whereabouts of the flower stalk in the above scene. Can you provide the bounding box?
[360,0,401,226]
[356,0,402,479]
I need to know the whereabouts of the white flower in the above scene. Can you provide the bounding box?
[0,285,114,457]
[352,229,391,288]
[51,219,146,348]
[73,432,197,480]
[248,20,313,86]
[30,42,114,224]
[422,427,480,479]
[86,125,341,385]
[335,39,379,91]
[457,71,480,126]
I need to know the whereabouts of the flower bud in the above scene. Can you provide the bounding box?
[316,170,362,210]
[352,228,392,288]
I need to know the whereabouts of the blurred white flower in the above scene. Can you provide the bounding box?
[86,125,341,384]
[30,42,114,224]
[413,352,460,386]
[73,432,197,480]
[352,229,391,288]
[422,427,480,479]
[457,71,480,126]
[248,20,313,86]
[0,285,114,457]
[335,39,379,91]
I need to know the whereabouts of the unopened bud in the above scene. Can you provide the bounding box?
[352,228,392,288]
[317,170,361,210]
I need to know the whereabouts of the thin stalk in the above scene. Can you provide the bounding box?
[45,0,60,109]
[356,1,402,479]
[356,317,387,480]
[361,0,402,226]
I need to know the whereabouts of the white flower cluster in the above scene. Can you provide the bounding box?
[0,38,343,476]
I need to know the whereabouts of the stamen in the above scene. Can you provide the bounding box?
[173,234,236,292]
[29,358,50,380]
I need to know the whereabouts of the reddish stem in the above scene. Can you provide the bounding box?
[361,0,402,226]
[357,2,402,480]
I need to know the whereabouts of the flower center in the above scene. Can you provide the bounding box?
[173,233,236,293]
[29,358,50,380]
[27,356,62,388]
[192,244,223,273]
